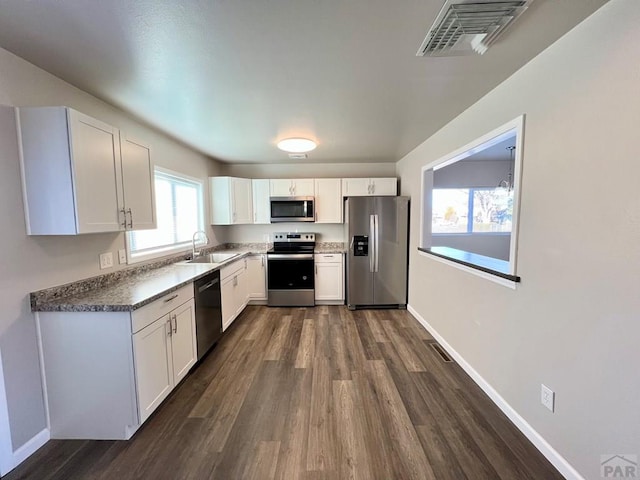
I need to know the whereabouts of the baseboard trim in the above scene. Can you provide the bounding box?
[10,428,49,472]
[407,304,584,480]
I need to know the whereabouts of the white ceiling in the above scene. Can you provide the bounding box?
[0,0,608,164]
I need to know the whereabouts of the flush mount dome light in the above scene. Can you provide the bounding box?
[277,138,317,153]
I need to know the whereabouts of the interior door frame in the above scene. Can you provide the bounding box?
[0,348,15,475]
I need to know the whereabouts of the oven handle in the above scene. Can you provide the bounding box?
[267,254,314,260]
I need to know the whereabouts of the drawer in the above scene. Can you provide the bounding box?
[314,253,343,263]
[131,283,194,333]
[220,258,245,281]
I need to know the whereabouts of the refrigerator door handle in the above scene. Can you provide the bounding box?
[374,214,379,273]
[369,214,375,273]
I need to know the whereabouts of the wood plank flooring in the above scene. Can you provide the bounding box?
[6,306,563,480]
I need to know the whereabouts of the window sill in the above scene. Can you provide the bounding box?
[418,246,520,287]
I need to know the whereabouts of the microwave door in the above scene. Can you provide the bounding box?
[270,197,315,222]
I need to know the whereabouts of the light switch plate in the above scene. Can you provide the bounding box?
[118,249,127,264]
[99,252,114,270]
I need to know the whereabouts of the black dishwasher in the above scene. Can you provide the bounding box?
[194,270,222,360]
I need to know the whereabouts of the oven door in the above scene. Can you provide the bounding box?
[267,253,315,306]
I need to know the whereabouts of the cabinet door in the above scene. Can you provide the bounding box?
[133,315,173,423]
[120,134,156,230]
[270,179,293,196]
[252,179,271,224]
[341,178,370,197]
[247,255,267,301]
[210,177,233,225]
[235,261,249,314]
[315,179,343,223]
[315,262,344,301]
[68,109,123,233]
[370,178,397,196]
[221,275,236,331]
[232,177,253,224]
[292,178,315,196]
[170,299,197,385]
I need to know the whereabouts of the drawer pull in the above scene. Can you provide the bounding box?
[163,294,179,303]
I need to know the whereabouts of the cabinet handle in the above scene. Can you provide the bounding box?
[173,314,178,334]
[254,212,257,223]
[261,256,264,267]
[315,264,318,275]
[126,208,133,229]
[120,207,127,229]
[163,294,179,303]
[167,319,173,337]
[233,276,238,287]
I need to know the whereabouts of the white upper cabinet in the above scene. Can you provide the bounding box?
[341,177,397,197]
[119,134,156,230]
[209,176,253,225]
[17,106,155,235]
[314,178,343,223]
[270,178,314,197]
[252,179,271,224]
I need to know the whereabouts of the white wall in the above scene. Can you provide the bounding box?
[0,45,221,460]
[222,161,396,179]
[396,1,640,478]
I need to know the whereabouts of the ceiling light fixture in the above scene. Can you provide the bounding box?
[497,145,516,192]
[277,138,317,153]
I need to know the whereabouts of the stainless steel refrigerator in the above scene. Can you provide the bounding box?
[344,196,409,309]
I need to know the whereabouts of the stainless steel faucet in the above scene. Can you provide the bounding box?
[192,230,209,258]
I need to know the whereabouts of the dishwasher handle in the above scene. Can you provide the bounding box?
[198,278,220,293]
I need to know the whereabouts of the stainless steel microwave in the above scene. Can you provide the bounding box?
[270,197,315,223]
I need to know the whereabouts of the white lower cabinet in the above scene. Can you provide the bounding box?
[314,253,344,304]
[132,297,196,423]
[221,257,249,331]
[247,254,267,303]
[37,284,196,439]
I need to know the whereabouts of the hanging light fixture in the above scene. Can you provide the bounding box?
[497,146,515,192]
[277,138,317,153]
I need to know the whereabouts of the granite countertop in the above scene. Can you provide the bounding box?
[31,244,269,313]
[314,242,346,254]
[32,241,344,313]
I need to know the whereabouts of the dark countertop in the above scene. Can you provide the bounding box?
[30,243,269,313]
[32,241,346,313]
[418,246,520,282]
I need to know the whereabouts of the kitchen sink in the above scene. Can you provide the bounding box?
[180,252,240,264]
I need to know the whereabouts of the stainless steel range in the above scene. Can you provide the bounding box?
[267,232,315,307]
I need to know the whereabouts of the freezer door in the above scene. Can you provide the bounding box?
[346,197,375,307]
[372,197,409,306]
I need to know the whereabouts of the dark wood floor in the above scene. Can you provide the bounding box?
[6,306,562,480]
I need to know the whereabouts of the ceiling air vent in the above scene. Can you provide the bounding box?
[416,0,532,57]
[288,153,308,160]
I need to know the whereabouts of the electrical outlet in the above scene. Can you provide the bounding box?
[118,249,127,264]
[541,384,555,412]
[99,252,113,270]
